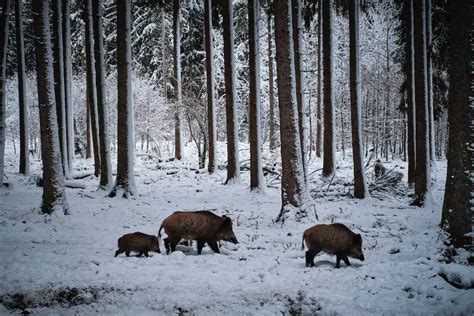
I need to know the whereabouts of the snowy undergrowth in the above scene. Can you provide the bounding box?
[0,143,473,315]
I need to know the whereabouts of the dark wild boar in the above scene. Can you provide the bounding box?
[158,210,238,255]
[115,232,161,257]
[302,223,365,268]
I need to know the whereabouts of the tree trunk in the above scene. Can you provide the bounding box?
[315,0,322,158]
[349,0,368,199]
[441,0,472,249]
[52,0,69,179]
[173,0,182,160]
[32,0,68,214]
[84,0,101,177]
[204,0,216,173]
[93,0,112,188]
[161,10,168,98]
[291,0,307,181]
[15,0,29,175]
[412,0,430,206]
[248,0,264,190]
[86,94,92,159]
[425,0,435,163]
[322,0,335,177]
[110,0,136,198]
[267,13,276,152]
[406,0,416,187]
[0,0,10,185]
[222,0,240,184]
[274,0,308,222]
[62,0,74,173]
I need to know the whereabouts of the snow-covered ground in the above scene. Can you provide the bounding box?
[0,143,473,315]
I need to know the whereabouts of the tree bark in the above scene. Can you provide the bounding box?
[349,0,368,199]
[267,13,276,152]
[93,0,112,188]
[204,0,216,173]
[274,0,308,222]
[84,0,101,176]
[222,0,240,184]
[412,0,430,206]
[32,0,68,214]
[52,0,69,178]
[0,0,10,185]
[315,0,322,158]
[110,0,136,198]
[441,0,472,248]
[322,0,335,177]
[406,0,416,186]
[425,0,435,163]
[63,0,74,173]
[161,10,168,98]
[15,0,29,175]
[248,0,264,190]
[291,0,306,181]
[173,0,182,160]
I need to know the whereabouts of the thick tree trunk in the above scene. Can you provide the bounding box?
[267,13,276,152]
[322,0,335,177]
[161,10,168,98]
[274,0,308,222]
[15,0,29,175]
[248,0,264,190]
[93,0,112,188]
[291,0,306,181]
[349,0,368,199]
[110,0,136,198]
[52,0,69,178]
[425,0,435,163]
[84,0,101,176]
[204,0,216,173]
[0,0,10,185]
[173,0,182,160]
[86,95,92,159]
[222,0,240,184]
[412,0,430,206]
[63,0,74,173]
[406,0,416,187]
[32,0,68,214]
[441,0,472,249]
[315,0,322,158]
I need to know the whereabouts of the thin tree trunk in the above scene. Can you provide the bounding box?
[292,0,306,181]
[32,0,68,214]
[267,13,276,152]
[406,0,416,187]
[15,0,29,175]
[412,0,430,206]
[248,0,264,190]
[63,0,74,173]
[173,0,182,160]
[0,0,10,185]
[441,0,472,249]
[425,0,435,163]
[204,0,216,173]
[315,0,322,158]
[84,0,101,176]
[349,0,368,199]
[322,0,335,177]
[86,94,92,159]
[110,0,136,198]
[274,0,308,222]
[93,0,112,188]
[222,0,240,184]
[52,0,69,178]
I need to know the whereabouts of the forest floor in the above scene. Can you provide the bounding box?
[0,143,473,315]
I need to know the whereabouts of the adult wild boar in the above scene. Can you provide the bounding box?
[302,223,365,268]
[158,211,238,255]
[115,232,160,257]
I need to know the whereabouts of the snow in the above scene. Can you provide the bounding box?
[1,143,472,314]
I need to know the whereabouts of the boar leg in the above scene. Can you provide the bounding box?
[168,236,181,253]
[144,252,149,257]
[305,249,318,267]
[342,256,351,267]
[208,241,220,254]
[115,249,124,257]
[197,240,205,255]
[125,250,131,257]
[164,238,171,254]
[336,254,341,268]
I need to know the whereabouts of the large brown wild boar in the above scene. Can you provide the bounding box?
[115,232,161,257]
[158,211,238,255]
[302,223,365,268]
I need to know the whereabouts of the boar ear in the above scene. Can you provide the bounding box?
[222,216,232,225]
[356,234,362,243]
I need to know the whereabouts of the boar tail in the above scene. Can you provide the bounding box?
[158,225,163,240]
[301,234,305,250]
